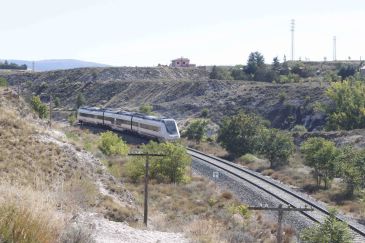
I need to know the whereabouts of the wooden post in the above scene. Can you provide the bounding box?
[248,204,313,243]
[49,95,52,127]
[277,204,283,243]
[144,153,149,225]
[128,152,166,227]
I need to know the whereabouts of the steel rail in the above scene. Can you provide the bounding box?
[187,147,365,238]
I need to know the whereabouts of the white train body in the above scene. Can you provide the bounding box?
[77,107,180,141]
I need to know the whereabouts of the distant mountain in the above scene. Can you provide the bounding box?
[3,59,111,71]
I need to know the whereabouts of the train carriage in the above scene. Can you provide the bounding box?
[77,107,180,141]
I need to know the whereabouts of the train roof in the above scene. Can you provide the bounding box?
[78,106,170,122]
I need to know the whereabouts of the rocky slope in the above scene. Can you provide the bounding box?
[1,66,329,130]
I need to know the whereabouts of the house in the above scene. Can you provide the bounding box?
[170,57,196,68]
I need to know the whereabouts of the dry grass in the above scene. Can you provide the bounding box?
[126,176,288,242]
[0,183,64,243]
[98,195,136,223]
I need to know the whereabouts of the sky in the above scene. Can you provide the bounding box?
[1,0,364,66]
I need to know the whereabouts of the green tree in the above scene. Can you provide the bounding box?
[336,146,365,197]
[31,96,48,119]
[184,119,208,143]
[0,77,8,87]
[272,56,281,73]
[76,93,85,109]
[301,137,340,189]
[245,51,265,75]
[217,112,267,157]
[99,131,128,156]
[125,141,191,183]
[301,209,353,243]
[259,128,294,168]
[325,80,365,130]
[139,104,153,115]
[209,66,233,80]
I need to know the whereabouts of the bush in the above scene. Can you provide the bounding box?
[124,141,191,183]
[239,154,258,164]
[324,80,365,130]
[139,103,153,114]
[217,112,267,157]
[210,66,233,80]
[259,128,294,168]
[201,108,209,118]
[99,131,128,156]
[68,113,76,125]
[291,125,307,133]
[184,119,208,143]
[0,77,8,87]
[301,137,339,189]
[301,209,353,243]
[31,95,48,119]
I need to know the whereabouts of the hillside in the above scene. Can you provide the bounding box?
[3,59,111,71]
[1,66,327,131]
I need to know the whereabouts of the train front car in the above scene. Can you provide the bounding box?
[162,119,180,141]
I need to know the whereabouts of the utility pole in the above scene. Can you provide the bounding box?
[32,61,35,72]
[249,204,313,243]
[291,19,295,61]
[333,36,337,61]
[128,152,166,226]
[49,95,52,127]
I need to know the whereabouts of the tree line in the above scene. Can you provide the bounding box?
[0,60,27,70]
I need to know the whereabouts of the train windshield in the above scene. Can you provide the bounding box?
[164,120,178,134]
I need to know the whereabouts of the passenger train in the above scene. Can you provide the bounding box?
[77,107,180,141]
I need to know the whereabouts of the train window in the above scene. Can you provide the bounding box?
[140,123,160,132]
[164,121,177,134]
[79,113,95,118]
[116,119,130,126]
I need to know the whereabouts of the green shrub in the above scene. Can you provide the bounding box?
[201,108,209,118]
[68,113,76,125]
[0,77,8,87]
[99,131,128,156]
[217,112,268,157]
[291,125,307,133]
[125,141,191,184]
[239,154,258,164]
[139,104,153,115]
[259,128,295,168]
[301,137,339,189]
[184,119,208,143]
[31,96,48,119]
[301,209,353,243]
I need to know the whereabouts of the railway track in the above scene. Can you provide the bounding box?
[187,147,365,242]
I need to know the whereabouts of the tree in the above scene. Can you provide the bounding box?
[0,77,8,87]
[301,209,353,243]
[336,146,365,197]
[230,65,248,80]
[217,112,267,157]
[139,104,153,115]
[272,56,281,73]
[209,66,233,80]
[31,96,48,119]
[184,119,208,143]
[125,141,191,183]
[325,80,365,130]
[99,131,128,156]
[76,93,85,109]
[338,65,356,80]
[245,51,265,75]
[301,137,340,189]
[259,128,294,168]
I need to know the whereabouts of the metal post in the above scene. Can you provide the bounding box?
[144,153,149,226]
[277,204,283,243]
